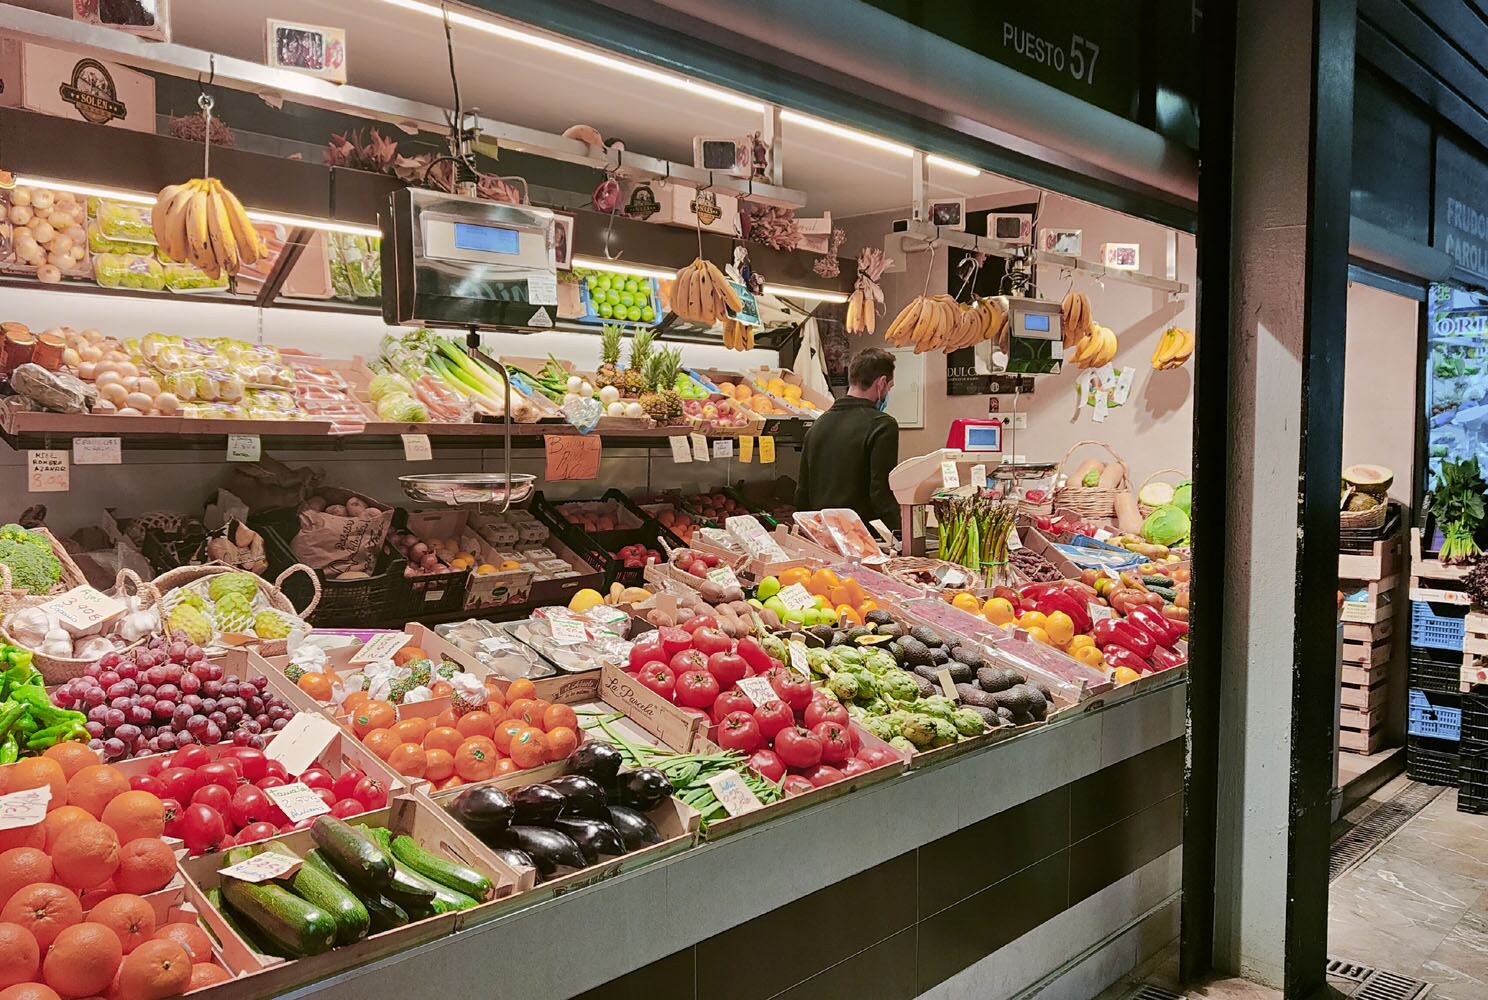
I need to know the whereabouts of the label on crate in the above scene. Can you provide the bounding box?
[226,435,261,462]
[72,437,121,465]
[549,617,588,646]
[712,439,734,459]
[669,436,693,464]
[0,786,51,831]
[706,768,764,816]
[26,450,69,492]
[264,782,332,823]
[736,675,778,708]
[690,433,710,462]
[788,643,811,680]
[740,436,754,463]
[936,667,960,702]
[265,713,343,777]
[759,436,776,464]
[219,851,302,884]
[402,434,433,461]
[776,583,815,612]
[706,566,740,589]
[351,632,413,665]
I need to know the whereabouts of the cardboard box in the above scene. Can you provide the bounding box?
[620,179,739,236]
[0,40,155,132]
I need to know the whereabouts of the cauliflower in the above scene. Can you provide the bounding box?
[919,695,956,721]
[827,671,861,702]
[207,571,259,604]
[0,535,61,594]
[889,736,916,755]
[951,708,987,737]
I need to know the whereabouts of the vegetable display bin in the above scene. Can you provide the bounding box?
[388,509,470,617]
[533,490,683,589]
[1407,687,1462,741]
[1411,600,1467,651]
[262,522,404,627]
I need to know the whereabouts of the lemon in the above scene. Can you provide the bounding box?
[569,588,604,612]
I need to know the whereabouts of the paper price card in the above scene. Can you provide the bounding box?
[27,450,69,492]
[402,434,433,461]
[970,464,987,490]
[351,631,413,665]
[40,586,125,633]
[264,782,332,823]
[526,272,559,306]
[72,437,120,465]
[265,712,343,776]
[1089,602,1116,621]
[776,583,815,611]
[758,435,775,464]
[706,768,764,816]
[736,675,778,708]
[226,435,261,462]
[690,433,710,462]
[936,667,960,702]
[1091,390,1109,423]
[739,436,754,463]
[712,438,734,459]
[0,786,51,831]
[707,566,740,589]
[549,617,588,646]
[669,436,693,464]
[788,643,811,680]
[1006,527,1023,551]
[219,851,302,883]
[940,461,960,489]
[544,434,601,481]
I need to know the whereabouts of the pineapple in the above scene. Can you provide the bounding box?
[639,347,685,423]
[623,329,654,397]
[595,323,623,391]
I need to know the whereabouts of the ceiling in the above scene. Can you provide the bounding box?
[12,0,1025,218]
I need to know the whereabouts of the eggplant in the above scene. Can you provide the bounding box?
[499,825,586,876]
[617,768,672,812]
[485,845,536,872]
[545,775,609,820]
[511,784,566,826]
[450,786,514,835]
[550,818,626,864]
[566,742,623,786]
[606,806,663,851]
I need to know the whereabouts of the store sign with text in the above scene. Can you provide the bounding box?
[1435,135,1488,281]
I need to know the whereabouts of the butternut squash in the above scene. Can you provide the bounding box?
[1114,490,1145,533]
[1097,461,1128,490]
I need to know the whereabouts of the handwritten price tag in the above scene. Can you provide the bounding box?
[264,782,331,823]
[690,433,710,462]
[669,436,693,464]
[0,787,51,831]
[219,851,302,884]
[402,434,432,461]
[706,566,740,589]
[351,632,413,665]
[758,435,775,464]
[736,675,778,708]
[72,437,121,465]
[549,617,588,646]
[544,434,601,481]
[264,713,342,777]
[1006,527,1023,551]
[940,461,960,489]
[40,586,125,634]
[706,769,764,816]
[970,464,987,490]
[776,583,814,611]
[1088,602,1116,621]
[739,436,754,463]
[27,450,69,492]
[788,643,811,680]
[936,668,960,702]
[712,439,734,459]
[226,435,261,462]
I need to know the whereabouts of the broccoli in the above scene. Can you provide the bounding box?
[951,708,987,737]
[0,536,61,593]
[889,736,916,755]
[919,695,956,720]
[0,524,46,550]
[827,672,861,702]
[900,714,937,748]
[930,717,960,747]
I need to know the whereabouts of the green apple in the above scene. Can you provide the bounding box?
[783,608,807,625]
[814,595,831,611]
[763,596,788,618]
[757,576,781,600]
[747,597,763,608]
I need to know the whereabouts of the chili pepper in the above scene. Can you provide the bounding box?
[0,734,19,764]
[25,721,87,751]
[0,700,25,744]
[9,686,84,729]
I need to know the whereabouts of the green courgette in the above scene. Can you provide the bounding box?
[1140,574,1175,588]
[359,826,439,911]
[220,871,337,957]
[305,849,411,934]
[207,886,287,958]
[312,816,394,891]
[264,843,369,945]
[391,835,494,902]
[388,857,476,913]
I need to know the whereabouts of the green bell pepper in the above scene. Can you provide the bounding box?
[0,700,24,744]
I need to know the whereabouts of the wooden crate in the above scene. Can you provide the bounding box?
[1463,611,1488,657]
[1463,652,1488,689]
[1342,662,1390,688]
[1339,536,1400,582]
[1339,575,1397,624]
[1409,528,1471,603]
[1339,721,1387,754]
[1342,635,1393,667]
[1343,618,1393,644]
[1340,679,1389,711]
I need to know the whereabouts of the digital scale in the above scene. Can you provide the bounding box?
[945,418,1003,452]
[1002,296,1063,376]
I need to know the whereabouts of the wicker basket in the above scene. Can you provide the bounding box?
[1052,440,1127,519]
[2,526,89,602]
[0,568,159,683]
[1136,468,1191,518]
[152,562,321,657]
[1340,492,1388,530]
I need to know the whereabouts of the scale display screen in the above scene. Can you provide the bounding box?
[1022,313,1051,333]
[963,424,1002,452]
[453,222,520,255]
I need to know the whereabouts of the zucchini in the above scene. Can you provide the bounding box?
[312,816,394,892]
[391,834,494,902]
[358,826,438,911]
[1140,574,1174,588]
[207,886,288,958]
[220,873,337,957]
[305,850,410,935]
[388,856,477,913]
[264,843,369,945]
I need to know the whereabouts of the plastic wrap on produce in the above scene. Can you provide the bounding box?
[11,363,95,413]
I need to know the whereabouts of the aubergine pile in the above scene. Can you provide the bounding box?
[447,742,673,881]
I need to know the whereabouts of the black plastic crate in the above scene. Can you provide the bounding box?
[1409,650,1464,694]
[535,489,684,589]
[1459,750,1488,815]
[1462,690,1488,753]
[1406,735,1460,787]
[261,522,405,627]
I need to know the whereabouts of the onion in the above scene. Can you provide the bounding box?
[82,329,102,343]
[61,347,81,368]
[117,361,139,378]
[30,189,53,211]
[32,222,55,244]
[10,187,31,207]
[154,392,179,414]
[121,376,141,392]
[116,407,143,416]
[36,264,61,284]
[77,362,97,380]
[138,377,160,396]
[8,205,32,226]
[125,392,153,411]
[99,383,128,406]
[79,345,102,363]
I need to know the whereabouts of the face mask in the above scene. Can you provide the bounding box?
[875,387,890,412]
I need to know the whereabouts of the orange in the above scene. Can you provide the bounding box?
[1,883,82,950]
[40,745,100,781]
[1023,626,1051,646]
[842,578,866,607]
[1016,610,1048,630]
[7,761,66,813]
[386,744,427,779]
[1113,666,1139,685]
[50,821,120,891]
[115,938,191,1000]
[391,718,429,745]
[542,704,578,732]
[1072,645,1105,669]
[44,921,122,998]
[297,673,333,702]
[1067,633,1095,652]
[543,726,578,762]
[0,825,43,855]
[429,680,453,698]
[778,567,810,589]
[422,726,463,755]
[341,691,370,716]
[492,718,525,754]
[151,923,211,964]
[0,850,53,910]
[65,766,129,819]
[857,598,878,615]
[112,840,174,896]
[434,708,460,730]
[453,737,499,782]
[0,985,60,1000]
[504,699,540,726]
[186,964,230,992]
[0,922,40,989]
[505,678,536,703]
[351,700,396,739]
[981,597,1015,625]
[40,808,93,854]
[434,775,464,791]
[508,727,546,769]
[392,647,427,667]
[455,711,495,741]
[87,895,154,954]
[491,758,519,777]
[423,749,454,783]
[99,793,164,845]
[951,592,981,614]
[361,729,401,760]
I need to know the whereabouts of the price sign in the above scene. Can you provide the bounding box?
[549,617,588,646]
[690,433,710,462]
[40,586,125,634]
[27,450,69,492]
[351,632,413,665]
[669,436,693,464]
[706,566,740,589]
[935,667,960,702]
[219,851,302,884]
[705,769,764,816]
[264,782,332,823]
[739,436,754,463]
[736,675,778,708]
[759,435,775,464]
[776,583,815,611]
[788,643,811,680]
[970,464,987,490]
[1100,565,1122,582]
[526,271,559,306]
[544,434,601,481]
[0,786,51,831]
[1088,602,1116,621]
[940,461,960,489]
[1006,527,1023,551]
[402,434,432,461]
[1092,390,1109,423]
[226,435,261,462]
[265,713,342,776]
[712,439,734,459]
[72,437,121,465]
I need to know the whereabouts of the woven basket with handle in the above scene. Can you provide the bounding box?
[1136,468,1191,518]
[1339,491,1388,530]
[0,568,160,683]
[2,525,89,602]
[1052,440,1127,519]
[152,562,320,658]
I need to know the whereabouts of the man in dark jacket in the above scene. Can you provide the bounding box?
[795,348,899,526]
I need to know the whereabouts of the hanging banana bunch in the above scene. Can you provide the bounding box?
[1060,290,1093,350]
[671,257,741,326]
[844,247,890,335]
[1151,326,1195,370]
[152,178,265,279]
[1070,324,1119,369]
[722,318,755,352]
[941,295,1008,353]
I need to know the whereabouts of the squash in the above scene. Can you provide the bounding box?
[1114,491,1145,533]
[1097,461,1128,490]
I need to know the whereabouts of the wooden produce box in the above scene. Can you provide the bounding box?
[1339,709,1387,753]
[1338,535,1400,582]
[1462,611,1488,658]
[182,794,525,990]
[1339,575,1397,625]
[1409,527,1470,604]
[598,662,708,751]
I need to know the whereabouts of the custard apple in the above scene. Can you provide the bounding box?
[254,610,293,640]
[167,603,213,644]
[176,592,207,612]
[208,571,258,604]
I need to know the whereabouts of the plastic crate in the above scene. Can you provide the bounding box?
[1408,688,1462,741]
[1458,750,1488,815]
[535,489,684,589]
[1406,735,1459,786]
[261,523,404,627]
[1411,601,1468,651]
[1339,502,1401,552]
[1462,691,1488,752]
[1409,650,1464,694]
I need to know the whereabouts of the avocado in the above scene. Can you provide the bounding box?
[897,636,933,667]
[946,662,972,684]
[996,706,1014,722]
[911,674,937,698]
[966,704,1000,727]
[1033,682,1054,703]
[930,646,951,666]
[1002,684,1037,716]
[976,666,1014,694]
[955,683,998,709]
[1029,695,1049,722]
[844,626,872,644]
[950,645,985,669]
[908,624,944,648]
[809,624,836,644]
[864,609,895,627]
[830,631,850,647]
[875,622,904,639]
[913,664,942,683]
[1003,667,1027,686]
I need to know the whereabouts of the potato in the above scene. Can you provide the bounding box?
[646,610,675,628]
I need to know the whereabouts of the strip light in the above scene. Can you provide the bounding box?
[779,112,981,175]
[571,255,677,281]
[13,176,382,238]
[762,283,850,304]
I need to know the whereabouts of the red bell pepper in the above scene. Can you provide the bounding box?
[1019,583,1059,605]
[1149,646,1187,671]
[1092,617,1157,660]
[1102,645,1150,674]
[1127,606,1179,649]
[1040,588,1092,636]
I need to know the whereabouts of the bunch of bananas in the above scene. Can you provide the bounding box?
[671,257,742,326]
[844,285,879,335]
[722,318,755,351]
[1151,327,1195,370]
[884,294,955,353]
[1060,290,1093,350]
[1069,324,1119,368]
[151,178,265,279]
[941,295,1009,353]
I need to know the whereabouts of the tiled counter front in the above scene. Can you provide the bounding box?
[276,678,1187,1000]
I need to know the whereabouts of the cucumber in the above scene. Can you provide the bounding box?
[391,834,494,902]
[1148,585,1177,601]
[1141,574,1175,588]
[220,873,337,957]
[388,856,477,913]
[312,816,394,892]
[264,843,369,945]
[304,850,410,935]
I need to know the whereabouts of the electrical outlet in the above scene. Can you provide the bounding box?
[1011,412,1027,429]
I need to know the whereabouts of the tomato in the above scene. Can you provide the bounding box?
[353,776,389,810]
[221,747,268,782]
[841,758,872,778]
[857,746,898,767]
[628,634,667,672]
[147,757,168,776]
[330,798,365,819]
[747,748,785,783]
[734,636,774,676]
[706,651,748,689]
[658,626,692,656]
[803,700,850,730]
[263,759,289,782]
[160,798,184,839]
[128,774,166,797]
[680,614,718,634]
[228,784,275,829]
[169,745,213,771]
[675,669,720,709]
[217,757,244,778]
[178,803,227,855]
[773,727,823,769]
[236,822,280,845]
[191,783,233,815]
[717,711,761,753]
[781,775,815,796]
[810,722,852,765]
[767,668,813,712]
[313,787,339,808]
[256,775,286,790]
[711,690,755,724]
[689,627,732,657]
[299,767,334,791]
[332,768,366,801]
[195,761,240,790]
[668,649,708,677]
[454,737,500,782]
[637,663,676,700]
[803,764,846,787]
[157,766,200,803]
[753,700,794,743]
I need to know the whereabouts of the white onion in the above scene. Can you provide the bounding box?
[8,205,31,226]
[154,392,179,414]
[36,264,60,283]
[125,392,153,411]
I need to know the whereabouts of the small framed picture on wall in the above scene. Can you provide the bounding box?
[929,198,966,230]
[551,212,575,270]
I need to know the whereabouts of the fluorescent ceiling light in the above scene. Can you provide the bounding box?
[926,154,982,177]
[572,255,676,281]
[763,283,850,304]
[780,114,981,175]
